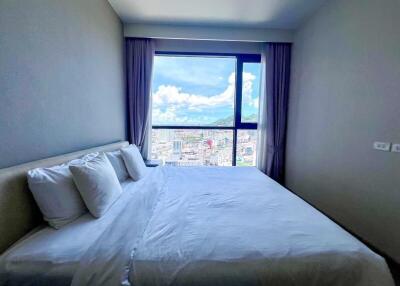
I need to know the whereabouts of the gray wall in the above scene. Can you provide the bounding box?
[154,39,264,54]
[287,0,400,262]
[124,23,293,43]
[0,0,126,168]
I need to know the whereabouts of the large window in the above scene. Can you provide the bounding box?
[151,53,261,166]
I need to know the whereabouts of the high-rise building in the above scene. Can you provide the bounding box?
[173,140,183,155]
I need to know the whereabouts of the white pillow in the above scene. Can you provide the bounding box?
[120,144,148,181]
[67,152,99,168]
[69,154,122,218]
[106,150,129,182]
[27,164,87,229]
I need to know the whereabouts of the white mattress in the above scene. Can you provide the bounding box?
[0,179,144,286]
[0,167,395,286]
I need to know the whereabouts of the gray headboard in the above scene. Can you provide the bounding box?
[0,141,129,254]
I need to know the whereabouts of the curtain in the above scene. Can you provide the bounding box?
[126,38,155,159]
[256,51,268,173]
[257,43,291,184]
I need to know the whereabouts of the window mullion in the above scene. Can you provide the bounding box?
[233,56,244,165]
[235,56,244,129]
[232,129,237,166]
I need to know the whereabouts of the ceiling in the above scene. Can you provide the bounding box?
[109,0,327,29]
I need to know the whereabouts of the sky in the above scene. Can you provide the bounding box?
[151,55,261,126]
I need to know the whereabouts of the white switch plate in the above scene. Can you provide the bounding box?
[391,143,400,153]
[373,142,391,152]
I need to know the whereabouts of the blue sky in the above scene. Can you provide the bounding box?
[151,55,261,126]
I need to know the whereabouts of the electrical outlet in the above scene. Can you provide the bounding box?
[391,143,400,153]
[373,142,391,152]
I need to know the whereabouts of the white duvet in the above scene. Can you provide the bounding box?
[0,167,395,286]
[72,167,393,286]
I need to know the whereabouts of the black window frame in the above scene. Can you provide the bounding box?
[152,51,261,166]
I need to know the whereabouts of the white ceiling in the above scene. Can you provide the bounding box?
[109,0,327,29]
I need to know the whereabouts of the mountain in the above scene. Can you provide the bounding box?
[211,115,234,126]
[210,114,257,126]
[242,114,258,122]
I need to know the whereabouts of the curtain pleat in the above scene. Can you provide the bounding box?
[257,43,291,184]
[126,38,155,159]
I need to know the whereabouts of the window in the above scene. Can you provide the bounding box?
[241,63,261,123]
[151,53,261,166]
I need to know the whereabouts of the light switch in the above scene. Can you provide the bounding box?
[373,142,391,152]
[391,143,400,153]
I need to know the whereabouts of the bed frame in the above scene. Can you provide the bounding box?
[0,141,129,254]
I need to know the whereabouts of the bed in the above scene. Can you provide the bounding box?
[0,142,394,286]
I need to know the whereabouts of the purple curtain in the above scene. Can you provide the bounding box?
[126,38,155,155]
[266,43,292,184]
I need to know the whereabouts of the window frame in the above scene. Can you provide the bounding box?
[151,51,261,166]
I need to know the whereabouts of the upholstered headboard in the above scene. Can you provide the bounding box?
[0,141,129,254]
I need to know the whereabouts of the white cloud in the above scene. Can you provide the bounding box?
[152,72,258,124]
[152,107,216,125]
[242,72,257,108]
[153,72,256,109]
[152,107,182,123]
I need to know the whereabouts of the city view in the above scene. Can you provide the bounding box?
[151,127,257,166]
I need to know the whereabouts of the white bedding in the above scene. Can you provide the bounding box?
[0,167,394,286]
[0,179,143,286]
